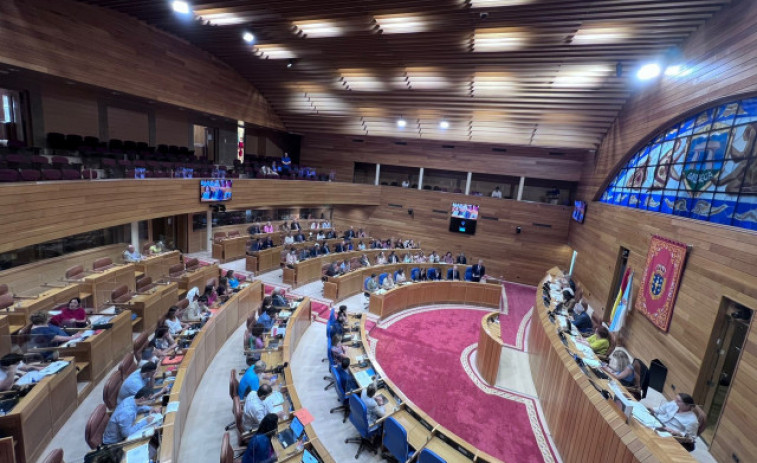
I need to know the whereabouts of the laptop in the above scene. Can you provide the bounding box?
[301,449,320,463]
[277,416,305,448]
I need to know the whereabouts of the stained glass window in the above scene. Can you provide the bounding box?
[601,97,757,231]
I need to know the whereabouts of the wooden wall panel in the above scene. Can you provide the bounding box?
[0,180,379,253]
[300,133,588,183]
[41,89,98,137]
[334,187,572,285]
[107,107,148,143]
[0,0,283,131]
[569,2,757,462]
[155,111,190,147]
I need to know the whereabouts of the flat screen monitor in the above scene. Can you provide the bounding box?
[572,200,586,223]
[175,167,194,179]
[449,203,479,235]
[134,167,146,179]
[200,179,232,202]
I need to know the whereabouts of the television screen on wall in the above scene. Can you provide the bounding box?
[572,200,586,223]
[200,179,232,202]
[450,203,479,235]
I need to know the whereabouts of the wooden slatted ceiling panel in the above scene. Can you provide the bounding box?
[78,0,731,150]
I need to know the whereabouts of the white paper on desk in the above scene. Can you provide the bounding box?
[583,358,601,368]
[126,425,156,441]
[89,315,113,325]
[165,401,180,414]
[272,326,286,337]
[40,360,69,375]
[100,307,118,315]
[632,405,662,429]
[125,443,150,463]
[355,355,365,363]
[354,370,373,389]
[574,343,596,359]
[278,311,292,319]
[15,371,44,386]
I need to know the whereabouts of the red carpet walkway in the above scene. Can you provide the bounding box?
[368,286,558,462]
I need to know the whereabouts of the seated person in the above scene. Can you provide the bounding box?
[49,297,89,328]
[123,245,143,263]
[284,233,294,245]
[242,413,278,463]
[285,249,298,268]
[243,384,286,430]
[448,265,461,281]
[365,274,379,292]
[361,383,386,423]
[443,252,454,264]
[359,254,371,267]
[648,393,700,437]
[376,252,387,265]
[326,262,340,277]
[29,312,83,359]
[571,301,593,335]
[182,287,209,323]
[263,236,275,248]
[103,386,162,444]
[257,308,276,332]
[148,241,163,255]
[247,223,261,235]
[271,290,287,308]
[330,334,347,363]
[357,240,366,251]
[395,269,407,284]
[138,346,159,368]
[316,231,325,240]
[0,353,42,391]
[340,259,351,274]
[118,362,167,403]
[381,273,395,290]
[428,251,440,263]
[456,252,467,264]
[601,349,635,387]
[248,238,262,253]
[163,306,187,336]
[334,241,344,253]
[151,326,178,357]
[246,323,266,357]
[226,270,240,290]
[263,222,274,233]
[239,361,274,399]
[201,284,218,307]
[578,326,611,355]
[387,251,399,263]
[216,277,231,302]
[336,357,358,393]
[298,248,310,261]
[294,232,306,243]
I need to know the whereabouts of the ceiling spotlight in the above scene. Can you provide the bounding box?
[287,60,294,68]
[439,120,450,129]
[636,63,661,80]
[397,118,407,128]
[243,32,255,43]
[664,64,682,76]
[172,1,191,15]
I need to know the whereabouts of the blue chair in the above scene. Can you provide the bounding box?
[393,270,402,281]
[328,308,336,324]
[410,267,420,281]
[378,273,388,287]
[446,268,454,280]
[382,417,411,462]
[427,268,438,280]
[418,448,446,463]
[364,277,373,291]
[464,267,473,281]
[345,394,381,458]
[329,365,350,422]
[324,336,335,390]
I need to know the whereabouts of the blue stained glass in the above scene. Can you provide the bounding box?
[732,200,757,230]
[628,192,641,207]
[709,194,734,225]
[690,191,715,219]
[678,116,695,137]
[666,164,686,190]
[727,123,757,160]
[693,109,715,134]
[648,142,665,166]
[714,158,744,194]
[713,102,738,129]
[664,124,679,141]
[644,193,663,212]
[616,191,630,206]
[735,98,757,124]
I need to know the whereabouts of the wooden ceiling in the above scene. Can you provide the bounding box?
[79,0,732,149]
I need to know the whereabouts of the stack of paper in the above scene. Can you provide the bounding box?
[632,404,661,429]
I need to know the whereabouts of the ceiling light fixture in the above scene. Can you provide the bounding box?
[196,12,246,26]
[254,44,297,60]
[243,32,255,43]
[439,120,450,129]
[287,60,294,68]
[472,28,526,52]
[397,118,407,128]
[374,14,429,34]
[637,63,661,80]
[293,20,343,38]
[171,1,191,15]
[470,0,534,7]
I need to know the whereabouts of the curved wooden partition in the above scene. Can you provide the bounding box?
[528,268,695,463]
[158,280,262,463]
[476,312,504,385]
[286,249,390,288]
[364,281,503,462]
[368,281,500,318]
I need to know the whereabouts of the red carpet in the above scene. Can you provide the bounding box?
[369,308,556,463]
[500,282,536,351]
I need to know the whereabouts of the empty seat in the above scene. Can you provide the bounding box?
[136,276,156,292]
[0,293,14,312]
[85,404,109,449]
[169,263,185,278]
[0,284,8,296]
[133,331,150,360]
[41,448,64,463]
[65,264,85,280]
[20,169,41,181]
[51,156,70,167]
[117,352,136,380]
[61,169,81,180]
[82,169,98,179]
[31,155,49,167]
[110,284,132,304]
[0,169,20,182]
[108,139,124,153]
[102,369,123,410]
[65,134,83,151]
[46,132,67,151]
[185,258,199,271]
[41,169,62,181]
[6,154,30,169]
[92,257,113,271]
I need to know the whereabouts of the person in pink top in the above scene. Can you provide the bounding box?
[263,221,274,233]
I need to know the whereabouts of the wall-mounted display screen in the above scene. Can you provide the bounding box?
[572,200,586,223]
[450,203,479,235]
[200,179,232,202]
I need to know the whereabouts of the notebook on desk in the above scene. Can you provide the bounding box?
[277,416,305,449]
[353,368,375,389]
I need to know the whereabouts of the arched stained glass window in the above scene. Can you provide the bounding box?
[600,97,757,231]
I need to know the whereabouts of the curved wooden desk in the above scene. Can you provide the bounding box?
[529,268,695,463]
[363,281,504,463]
[285,249,389,288]
[477,312,504,385]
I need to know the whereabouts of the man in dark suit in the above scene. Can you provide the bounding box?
[291,219,302,231]
[471,259,485,282]
[248,238,262,252]
[295,231,306,242]
[247,224,261,235]
[321,243,330,254]
[343,226,355,239]
[263,236,274,249]
[388,251,399,263]
[334,242,344,253]
[456,252,467,264]
[448,264,461,280]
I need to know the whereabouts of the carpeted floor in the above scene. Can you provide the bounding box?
[500,282,536,351]
[369,306,558,463]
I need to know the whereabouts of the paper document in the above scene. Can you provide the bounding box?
[573,343,596,359]
[278,311,292,319]
[583,358,601,368]
[40,360,69,375]
[632,404,662,428]
[166,401,180,414]
[353,370,373,389]
[125,443,150,463]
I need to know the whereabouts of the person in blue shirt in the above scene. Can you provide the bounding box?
[29,312,82,359]
[571,301,593,335]
[271,290,287,308]
[280,153,292,174]
[257,308,275,332]
[103,387,161,444]
[118,362,160,404]
[336,357,358,393]
[226,270,240,290]
[242,413,279,463]
[238,361,266,399]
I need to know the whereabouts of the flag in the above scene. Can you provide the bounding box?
[609,267,632,322]
[610,270,633,332]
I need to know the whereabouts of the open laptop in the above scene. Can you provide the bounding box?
[277,416,305,448]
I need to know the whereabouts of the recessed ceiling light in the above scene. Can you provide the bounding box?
[375,14,429,34]
[340,70,386,92]
[171,1,191,15]
[287,60,294,68]
[637,63,661,80]
[472,72,518,96]
[254,45,297,60]
[397,118,407,128]
[196,12,245,26]
[293,20,343,38]
[469,0,534,7]
[405,67,450,90]
[243,32,255,43]
[439,120,450,129]
[473,28,526,52]
[552,65,613,88]
[572,25,631,45]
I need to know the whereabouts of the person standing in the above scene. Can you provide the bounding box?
[471,259,486,282]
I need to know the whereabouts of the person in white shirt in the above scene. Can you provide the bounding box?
[285,250,298,268]
[243,384,276,431]
[164,307,186,335]
[401,179,410,188]
[316,231,325,240]
[395,269,406,284]
[322,220,331,228]
[491,186,503,198]
[123,245,143,263]
[361,383,386,423]
[381,273,395,290]
[284,233,294,245]
[376,252,387,265]
[649,393,700,437]
[428,251,440,263]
